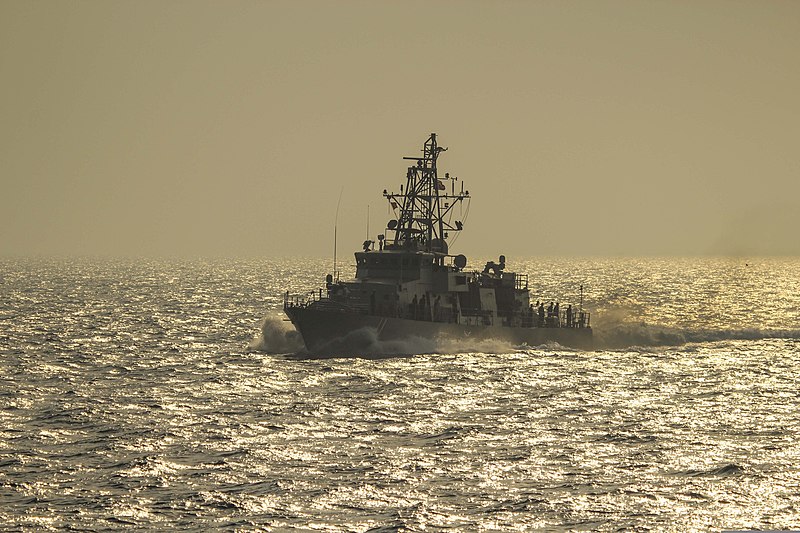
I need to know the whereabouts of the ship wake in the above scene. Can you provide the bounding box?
[593,308,800,349]
[596,324,800,350]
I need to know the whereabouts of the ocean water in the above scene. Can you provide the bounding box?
[1,256,799,531]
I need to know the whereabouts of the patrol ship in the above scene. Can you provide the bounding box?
[284,133,591,354]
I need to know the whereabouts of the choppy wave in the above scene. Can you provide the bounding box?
[676,463,746,478]
[3,257,800,532]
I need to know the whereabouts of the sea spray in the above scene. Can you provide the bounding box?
[249,316,305,353]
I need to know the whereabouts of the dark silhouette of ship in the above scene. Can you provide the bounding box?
[284,133,591,354]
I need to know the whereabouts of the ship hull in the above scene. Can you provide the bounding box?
[284,306,592,355]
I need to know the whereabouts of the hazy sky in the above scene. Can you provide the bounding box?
[2,1,799,258]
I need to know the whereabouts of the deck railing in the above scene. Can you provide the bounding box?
[522,309,591,328]
[285,289,590,328]
[562,309,590,328]
[283,288,326,309]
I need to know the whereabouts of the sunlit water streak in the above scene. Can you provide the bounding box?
[1,257,799,531]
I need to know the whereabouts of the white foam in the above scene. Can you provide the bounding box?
[248,316,305,353]
[595,322,800,350]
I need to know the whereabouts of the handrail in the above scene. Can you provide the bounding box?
[284,288,591,329]
[283,288,327,309]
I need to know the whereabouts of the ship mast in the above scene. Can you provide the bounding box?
[383,133,469,254]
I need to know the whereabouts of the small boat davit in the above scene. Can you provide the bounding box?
[284,133,592,354]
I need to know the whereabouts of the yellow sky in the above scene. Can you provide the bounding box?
[2,1,798,257]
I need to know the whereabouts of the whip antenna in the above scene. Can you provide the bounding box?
[334,187,343,281]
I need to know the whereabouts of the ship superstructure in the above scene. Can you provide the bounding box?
[283,133,591,354]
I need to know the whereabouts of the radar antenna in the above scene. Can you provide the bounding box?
[383,133,470,253]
